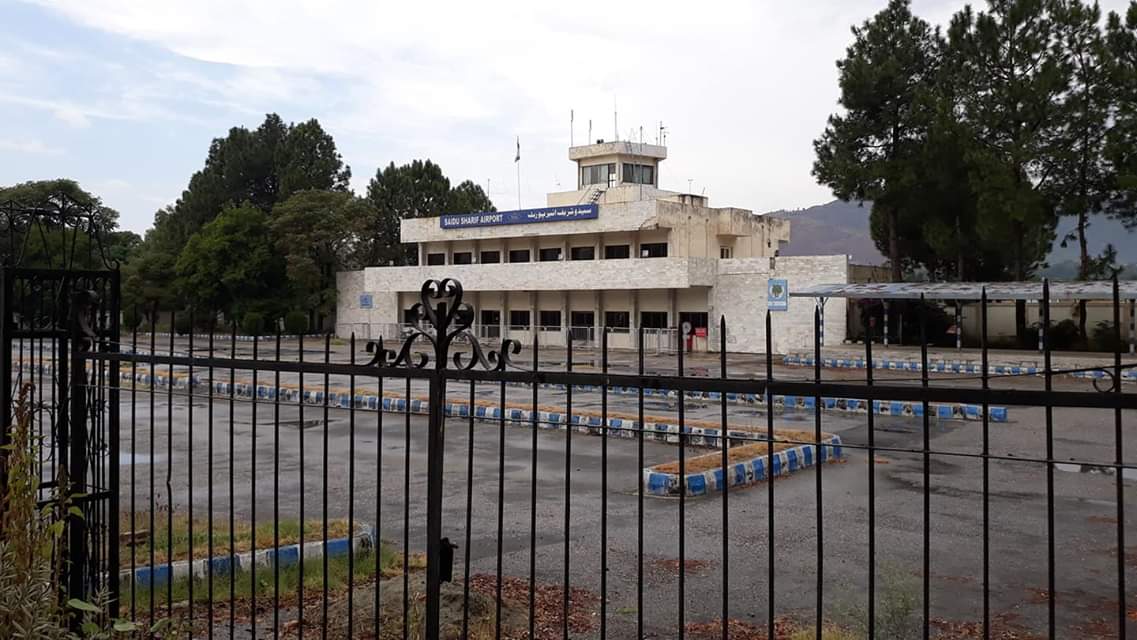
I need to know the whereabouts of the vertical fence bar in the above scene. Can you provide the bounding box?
[1113,278,1127,640]
[1042,280,1055,639]
[129,309,138,622]
[148,312,156,628]
[529,333,539,640]
[107,270,120,618]
[373,352,383,640]
[250,333,259,639]
[348,334,357,636]
[495,347,505,640]
[765,310,775,639]
[563,333,573,640]
[165,312,174,617]
[920,296,930,640]
[228,322,236,638]
[813,307,823,639]
[273,330,282,639]
[321,334,330,640]
[866,315,876,638]
[720,316,730,640]
[207,321,215,640]
[678,329,687,640]
[425,314,448,640]
[402,376,411,640]
[298,332,307,637]
[186,312,195,621]
[637,326,645,640]
[462,372,475,640]
[67,291,90,613]
[980,290,990,639]
[600,327,609,640]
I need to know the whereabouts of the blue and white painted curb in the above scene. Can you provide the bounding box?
[642,435,844,498]
[134,332,304,343]
[123,524,374,589]
[15,361,1010,425]
[783,354,1136,383]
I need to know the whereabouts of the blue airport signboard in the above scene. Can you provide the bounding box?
[359,293,373,309]
[440,204,598,229]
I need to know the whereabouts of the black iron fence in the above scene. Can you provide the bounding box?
[8,276,1137,638]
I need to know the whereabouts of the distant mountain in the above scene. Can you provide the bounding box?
[766,200,886,265]
[766,199,1137,274]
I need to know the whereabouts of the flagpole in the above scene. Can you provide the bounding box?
[515,135,522,210]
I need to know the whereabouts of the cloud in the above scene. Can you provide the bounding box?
[16,0,1136,225]
[0,138,63,154]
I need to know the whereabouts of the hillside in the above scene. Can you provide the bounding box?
[766,200,886,265]
[767,200,1137,274]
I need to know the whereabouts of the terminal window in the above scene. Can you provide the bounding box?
[581,163,616,187]
[605,311,630,332]
[509,310,530,329]
[604,244,630,259]
[480,250,501,264]
[640,243,668,258]
[426,252,446,265]
[508,249,531,263]
[640,311,668,329]
[622,163,655,185]
[539,247,562,262]
[452,252,473,265]
[570,246,595,260]
[539,310,561,328]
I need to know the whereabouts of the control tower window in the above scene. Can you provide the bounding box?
[640,243,668,258]
[581,163,616,187]
[426,252,445,265]
[604,244,630,259]
[622,163,655,185]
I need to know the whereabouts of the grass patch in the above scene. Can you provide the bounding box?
[652,429,832,474]
[129,542,399,608]
[119,512,352,566]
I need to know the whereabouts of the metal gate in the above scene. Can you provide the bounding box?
[0,196,120,617]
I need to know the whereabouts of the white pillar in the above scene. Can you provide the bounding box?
[883,300,890,347]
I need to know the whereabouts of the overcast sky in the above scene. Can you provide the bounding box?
[1,0,1131,234]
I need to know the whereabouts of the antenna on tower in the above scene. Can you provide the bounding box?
[570,109,574,147]
[588,119,592,143]
[613,97,618,141]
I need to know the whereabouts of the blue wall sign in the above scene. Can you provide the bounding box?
[767,279,789,311]
[359,293,373,309]
[439,204,598,229]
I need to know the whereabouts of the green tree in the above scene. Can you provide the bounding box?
[133,114,351,311]
[174,202,285,318]
[948,0,1070,339]
[1106,1,1137,221]
[270,190,369,330]
[812,0,944,282]
[364,160,495,266]
[1050,0,1114,336]
[0,179,133,269]
[447,179,496,214]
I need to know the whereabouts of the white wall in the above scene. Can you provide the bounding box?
[711,255,849,354]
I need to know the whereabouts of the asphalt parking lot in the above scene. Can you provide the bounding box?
[110,337,1137,638]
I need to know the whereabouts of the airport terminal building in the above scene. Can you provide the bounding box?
[337,141,851,353]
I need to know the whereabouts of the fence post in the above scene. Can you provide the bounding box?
[67,289,97,615]
[424,292,451,640]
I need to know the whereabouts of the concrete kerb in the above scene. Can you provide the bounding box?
[783,353,1136,383]
[123,523,374,589]
[16,360,1009,426]
[642,435,844,498]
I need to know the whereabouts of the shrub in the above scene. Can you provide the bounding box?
[1044,319,1080,350]
[284,310,309,335]
[120,307,142,331]
[0,384,157,637]
[173,311,193,336]
[1091,320,1127,353]
[240,311,266,336]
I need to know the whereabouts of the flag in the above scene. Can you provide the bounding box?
[514,136,520,162]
